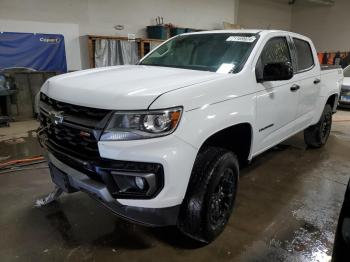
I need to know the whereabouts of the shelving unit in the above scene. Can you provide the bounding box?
[85,35,141,68]
[84,35,165,68]
[140,38,165,58]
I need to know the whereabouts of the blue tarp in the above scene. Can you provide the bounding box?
[0,32,67,73]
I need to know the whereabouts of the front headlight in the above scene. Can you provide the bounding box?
[100,107,183,141]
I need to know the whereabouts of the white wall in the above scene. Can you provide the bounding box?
[0,0,237,70]
[236,0,350,53]
[237,0,292,31]
[291,0,350,52]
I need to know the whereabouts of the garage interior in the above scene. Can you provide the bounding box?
[1,0,350,261]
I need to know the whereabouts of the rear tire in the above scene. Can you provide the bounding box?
[304,104,332,148]
[177,147,239,243]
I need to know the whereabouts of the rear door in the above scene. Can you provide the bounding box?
[290,37,320,129]
[254,36,300,154]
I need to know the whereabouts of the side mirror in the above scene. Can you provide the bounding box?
[257,62,293,82]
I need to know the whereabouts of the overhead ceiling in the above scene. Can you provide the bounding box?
[285,0,335,5]
[305,0,335,5]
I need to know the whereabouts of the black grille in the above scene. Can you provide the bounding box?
[41,93,109,121]
[39,93,111,160]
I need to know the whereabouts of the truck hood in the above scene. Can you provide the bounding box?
[42,65,224,110]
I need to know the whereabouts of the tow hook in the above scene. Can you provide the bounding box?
[34,186,63,207]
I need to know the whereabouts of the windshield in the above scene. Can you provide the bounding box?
[140,33,258,73]
[344,65,350,77]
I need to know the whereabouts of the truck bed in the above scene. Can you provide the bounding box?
[321,65,342,71]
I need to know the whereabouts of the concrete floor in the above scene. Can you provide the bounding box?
[0,110,350,262]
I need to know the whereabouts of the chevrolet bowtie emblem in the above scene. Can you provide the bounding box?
[79,131,91,137]
[48,111,64,125]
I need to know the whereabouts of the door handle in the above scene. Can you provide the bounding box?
[290,84,300,92]
[314,78,321,84]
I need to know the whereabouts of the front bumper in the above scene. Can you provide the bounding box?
[339,87,350,108]
[48,152,180,226]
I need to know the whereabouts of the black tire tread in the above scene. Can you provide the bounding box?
[178,146,239,243]
[304,104,332,148]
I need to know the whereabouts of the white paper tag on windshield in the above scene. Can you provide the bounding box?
[217,63,235,74]
[226,36,256,43]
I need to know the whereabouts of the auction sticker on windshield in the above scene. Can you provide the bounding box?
[226,36,256,43]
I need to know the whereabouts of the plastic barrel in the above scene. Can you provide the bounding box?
[170,27,187,37]
[147,26,168,40]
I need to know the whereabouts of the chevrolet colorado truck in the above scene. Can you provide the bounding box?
[37,30,343,243]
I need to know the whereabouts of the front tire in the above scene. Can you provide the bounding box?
[304,104,332,148]
[177,147,239,243]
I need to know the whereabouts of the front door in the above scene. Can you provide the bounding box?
[254,36,299,154]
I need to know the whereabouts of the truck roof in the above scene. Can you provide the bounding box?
[184,29,311,43]
[189,29,304,34]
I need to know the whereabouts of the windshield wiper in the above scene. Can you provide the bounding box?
[141,63,214,72]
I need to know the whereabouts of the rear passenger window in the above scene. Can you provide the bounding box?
[293,38,314,72]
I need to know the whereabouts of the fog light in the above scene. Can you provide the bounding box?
[135,177,146,190]
[108,170,160,198]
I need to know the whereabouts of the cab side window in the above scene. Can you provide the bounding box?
[293,38,314,72]
[256,37,292,79]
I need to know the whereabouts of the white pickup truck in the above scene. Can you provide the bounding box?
[38,30,343,243]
